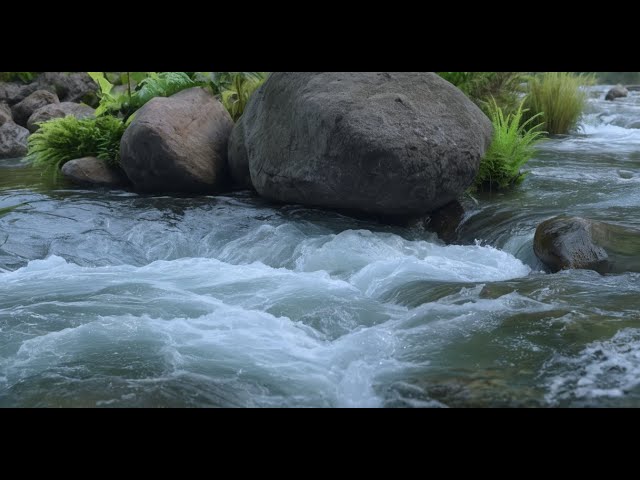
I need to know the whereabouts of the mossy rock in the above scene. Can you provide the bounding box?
[534,216,640,274]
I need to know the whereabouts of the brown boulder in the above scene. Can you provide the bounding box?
[120,87,234,193]
[61,157,130,188]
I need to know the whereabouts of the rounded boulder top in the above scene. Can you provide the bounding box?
[230,72,493,216]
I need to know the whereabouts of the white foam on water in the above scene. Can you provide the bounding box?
[545,328,640,404]
[0,231,532,407]
[530,166,640,185]
[544,105,640,155]
[2,305,399,407]
[347,241,531,297]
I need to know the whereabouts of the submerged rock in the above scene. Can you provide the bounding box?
[605,85,629,101]
[533,216,640,274]
[0,121,29,159]
[61,157,130,188]
[120,87,233,193]
[11,90,59,127]
[229,72,492,216]
[27,102,95,132]
[408,200,465,243]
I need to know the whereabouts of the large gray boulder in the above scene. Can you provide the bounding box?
[61,157,130,188]
[11,90,59,127]
[27,102,95,132]
[605,85,629,101]
[0,122,29,159]
[533,216,640,274]
[229,72,493,216]
[0,103,11,126]
[120,87,234,193]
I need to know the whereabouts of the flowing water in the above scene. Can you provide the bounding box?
[1,86,639,407]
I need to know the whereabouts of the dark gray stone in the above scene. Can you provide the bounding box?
[27,102,95,132]
[605,85,629,101]
[230,72,493,216]
[11,90,59,127]
[533,216,640,274]
[228,118,251,189]
[120,87,234,193]
[0,122,29,159]
[407,200,465,244]
[61,157,130,188]
[0,102,11,126]
[36,72,99,106]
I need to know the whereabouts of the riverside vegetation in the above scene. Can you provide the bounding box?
[23,72,267,177]
[437,72,592,191]
[9,71,591,196]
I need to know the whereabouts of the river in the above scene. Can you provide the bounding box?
[1,86,639,407]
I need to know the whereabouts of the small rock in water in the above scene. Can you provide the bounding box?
[61,157,131,189]
[618,169,634,179]
[605,85,629,101]
[534,216,640,274]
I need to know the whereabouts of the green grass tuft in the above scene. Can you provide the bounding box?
[474,98,546,191]
[220,73,267,121]
[523,72,593,135]
[437,72,525,115]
